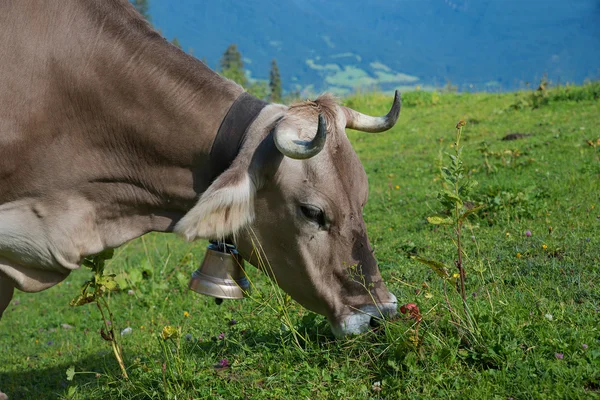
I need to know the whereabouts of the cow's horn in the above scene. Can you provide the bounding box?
[343,90,402,133]
[273,113,327,159]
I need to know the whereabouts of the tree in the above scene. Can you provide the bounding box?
[220,44,247,87]
[248,81,269,101]
[269,59,282,103]
[131,0,151,22]
[171,37,182,49]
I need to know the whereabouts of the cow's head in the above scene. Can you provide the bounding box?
[176,91,401,337]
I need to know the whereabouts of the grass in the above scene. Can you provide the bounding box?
[1,85,599,399]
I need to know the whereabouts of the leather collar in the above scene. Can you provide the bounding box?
[209,92,268,181]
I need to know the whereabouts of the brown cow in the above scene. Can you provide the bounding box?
[0,0,401,339]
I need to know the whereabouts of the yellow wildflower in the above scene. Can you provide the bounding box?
[184,311,190,318]
[516,253,522,258]
[395,185,400,190]
[542,244,548,250]
[161,325,179,341]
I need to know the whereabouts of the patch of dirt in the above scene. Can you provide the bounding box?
[501,133,532,141]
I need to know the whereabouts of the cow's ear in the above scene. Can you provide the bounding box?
[175,167,256,241]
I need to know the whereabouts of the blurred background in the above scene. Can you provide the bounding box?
[134,0,599,97]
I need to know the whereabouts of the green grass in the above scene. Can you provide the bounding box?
[1,85,599,399]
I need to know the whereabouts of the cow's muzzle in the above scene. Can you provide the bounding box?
[330,293,398,337]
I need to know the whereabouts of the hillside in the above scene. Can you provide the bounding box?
[1,85,599,399]
[147,0,600,94]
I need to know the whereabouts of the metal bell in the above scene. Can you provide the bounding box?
[188,241,250,300]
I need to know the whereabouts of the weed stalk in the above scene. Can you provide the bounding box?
[414,120,484,340]
[70,250,129,380]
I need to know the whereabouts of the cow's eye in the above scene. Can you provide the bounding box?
[300,205,326,227]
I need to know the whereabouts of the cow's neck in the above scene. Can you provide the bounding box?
[209,92,269,182]
[75,3,253,238]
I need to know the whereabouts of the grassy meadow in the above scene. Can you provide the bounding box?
[0,84,599,399]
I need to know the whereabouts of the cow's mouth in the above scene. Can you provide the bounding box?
[329,295,398,337]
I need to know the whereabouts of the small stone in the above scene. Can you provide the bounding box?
[120,327,133,336]
[127,289,135,295]
[61,324,74,330]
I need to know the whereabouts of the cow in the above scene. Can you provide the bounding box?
[0,0,401,340]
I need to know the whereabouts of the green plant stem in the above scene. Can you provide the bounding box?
[97,297,129,380]
[455,215,465,299]
[443,275,458,327]
[454,127,467,306]
[453,126,470,327]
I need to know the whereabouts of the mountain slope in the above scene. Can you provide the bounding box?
[148,0,600,93]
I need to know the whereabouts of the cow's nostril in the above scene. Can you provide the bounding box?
[369,316,381,328]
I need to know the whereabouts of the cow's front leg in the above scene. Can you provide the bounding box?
[0,276,14,319]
